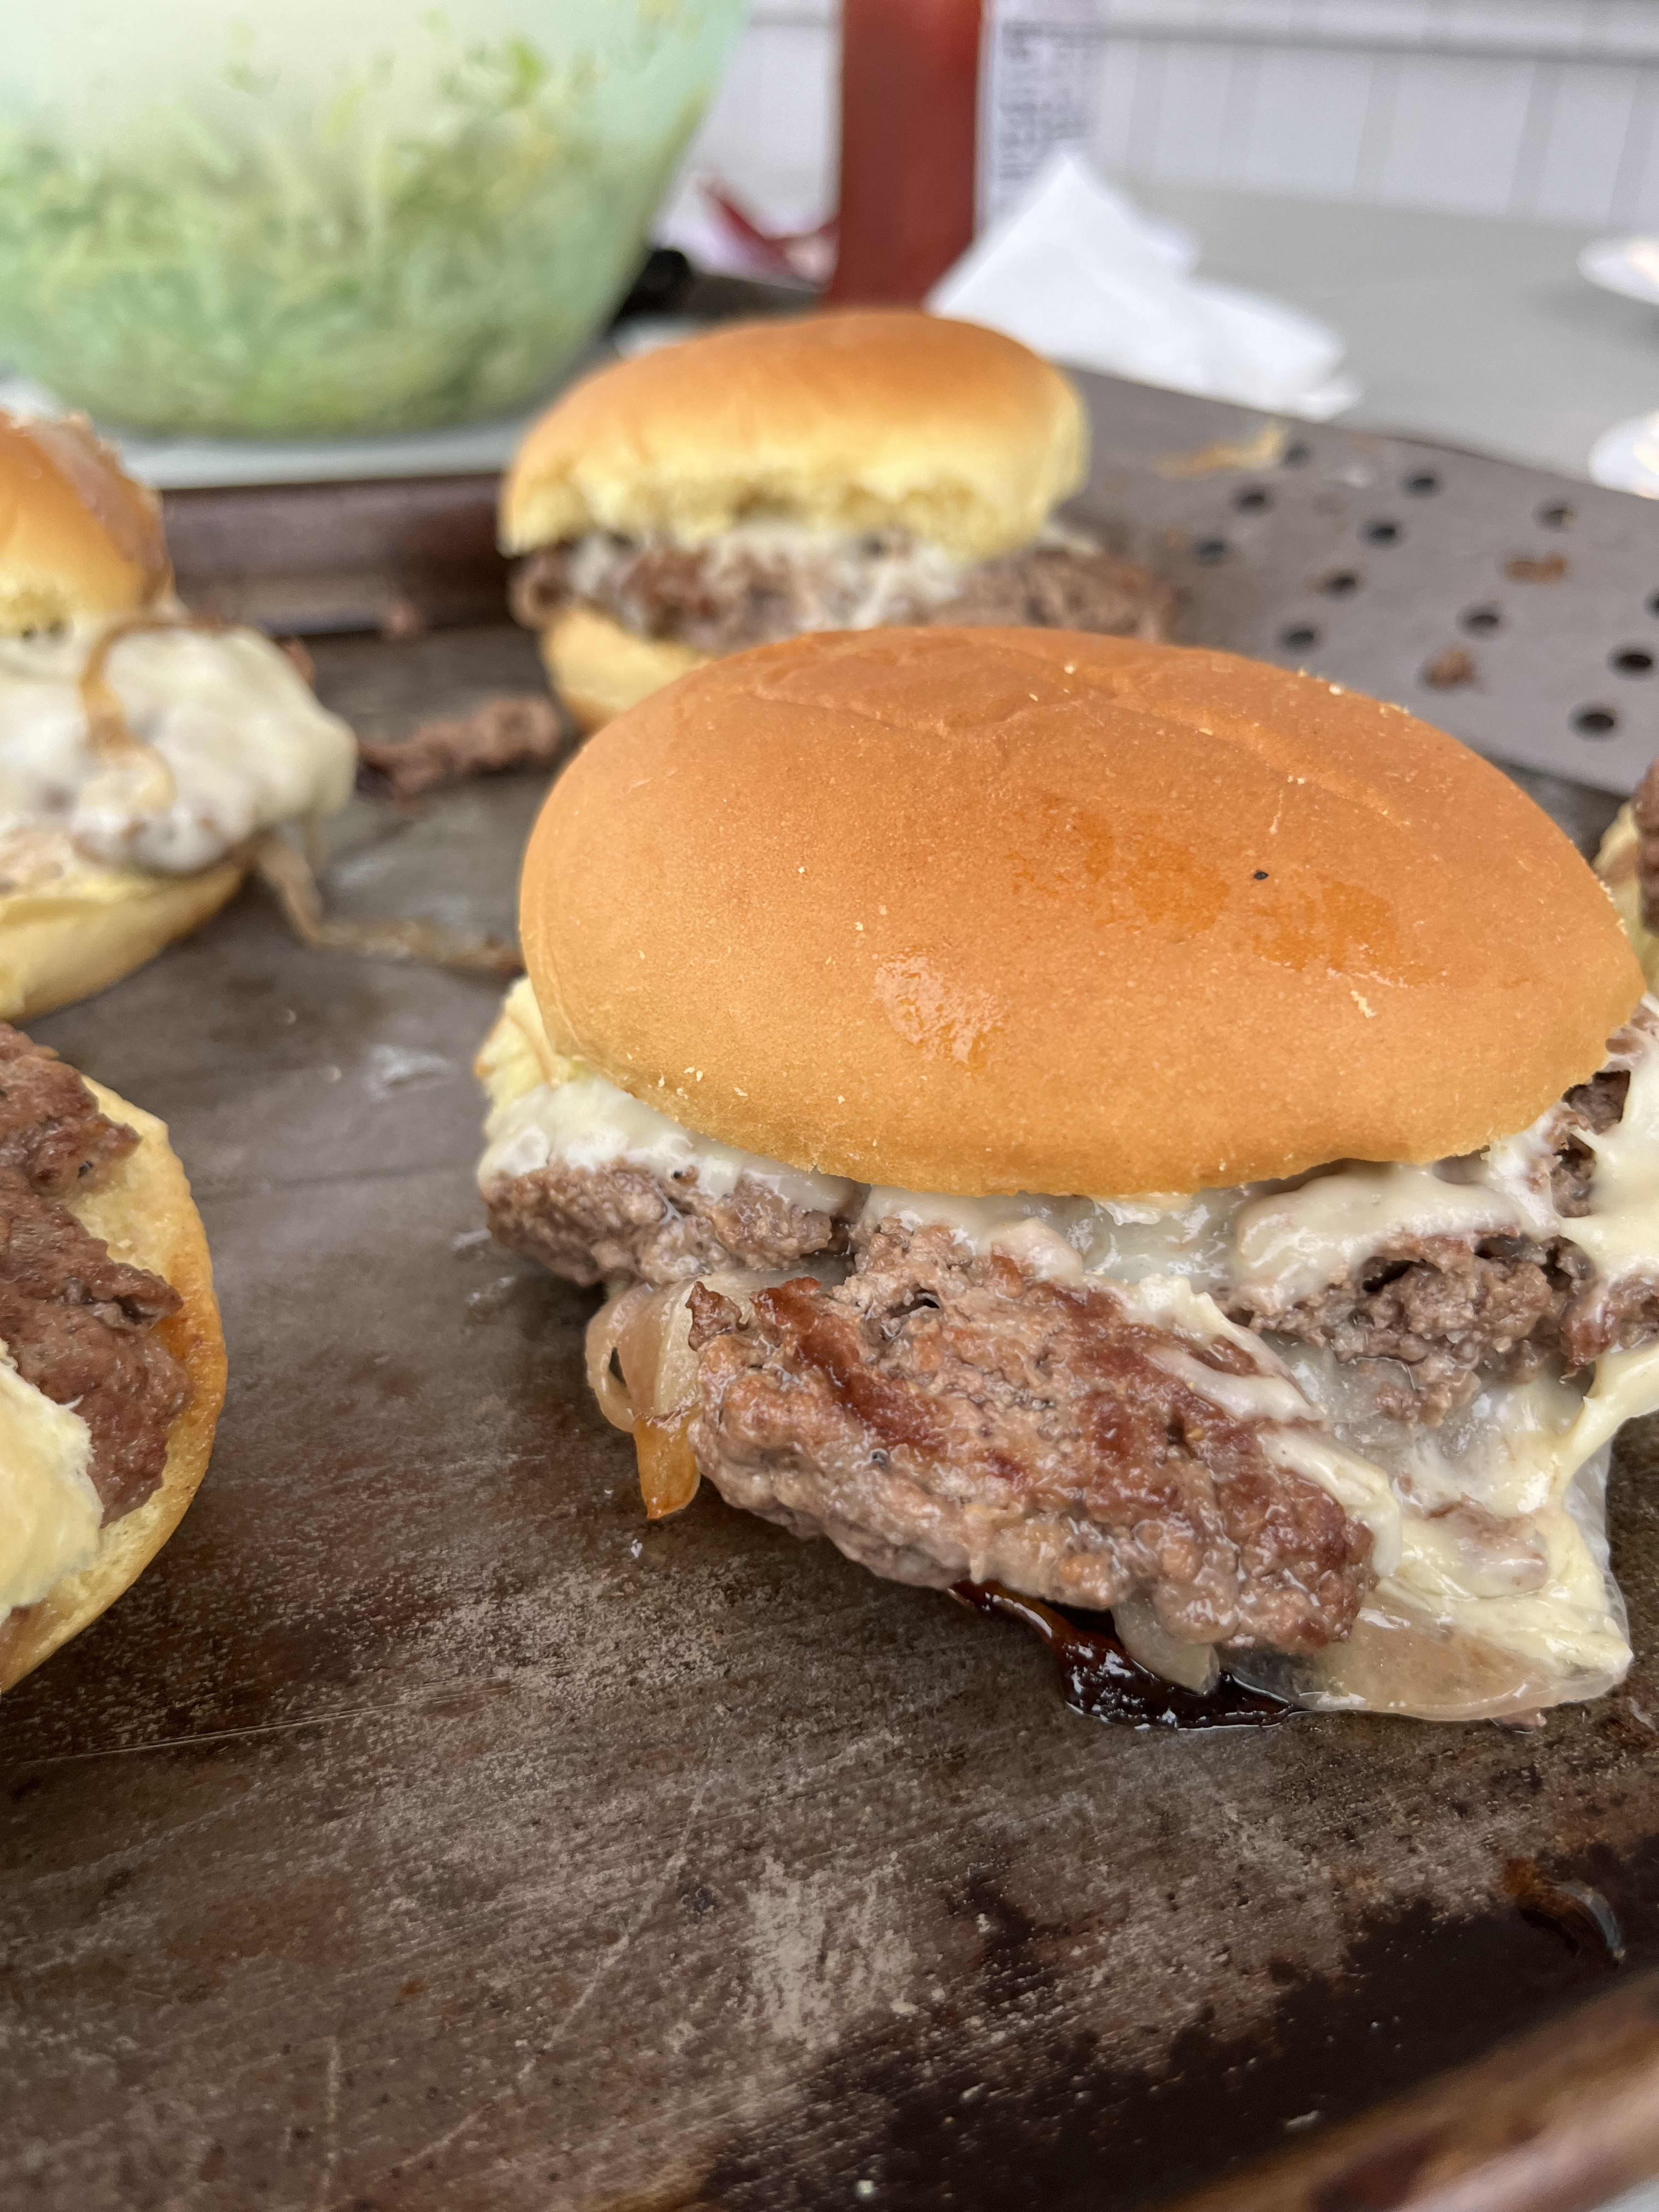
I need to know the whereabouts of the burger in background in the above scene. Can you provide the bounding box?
[501,311,1175,731]
[0,412,357,1019]
[477,627,1659,1725]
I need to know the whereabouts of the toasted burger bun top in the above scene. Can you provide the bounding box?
[0,1076,224,1694]
[500,312,1090,565]
[521,628,1643,1197]
[0,414,172,636]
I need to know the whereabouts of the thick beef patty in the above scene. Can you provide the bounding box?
[512,531,1175,656]
[687,1222,1373,1651]
[0,1026,188,1519]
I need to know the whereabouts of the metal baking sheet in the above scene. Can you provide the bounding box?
[1065,373,1659,799]
[2,614,1657,2211]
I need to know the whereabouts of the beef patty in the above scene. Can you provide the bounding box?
[687,1222,1372,1651]
[1227,1042,1656,1419]
[486,1158,850,1289]
[0,1026,189,1520]
[511,531,1175,656]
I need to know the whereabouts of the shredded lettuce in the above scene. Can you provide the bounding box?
[0,24,733,437]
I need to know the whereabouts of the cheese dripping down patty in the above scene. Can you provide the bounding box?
[0,617,357,878]
[478,978,1659,1721]
[0,1353,99,1613]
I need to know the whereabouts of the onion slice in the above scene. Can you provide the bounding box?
[585,1263,845,1522]
[251,827,521,975]
[584,1279,709,1519]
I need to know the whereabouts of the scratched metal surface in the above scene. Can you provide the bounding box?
[2,606,1658,2209]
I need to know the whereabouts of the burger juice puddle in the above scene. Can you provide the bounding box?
[952,1582,1297,1730]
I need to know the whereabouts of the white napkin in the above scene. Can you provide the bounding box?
[929,151,1358,420]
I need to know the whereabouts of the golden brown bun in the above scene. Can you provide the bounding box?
[0,856,245,1024]
[0,414,172,634]
[0,1076,225,1692]
[1594,803,1659,987]
[521,628,1643,1196]
[501,312,1089,563]
[540,605,708,734]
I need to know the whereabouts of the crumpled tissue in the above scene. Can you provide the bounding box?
[929,152,1358,419]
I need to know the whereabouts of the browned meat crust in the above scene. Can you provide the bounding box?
[358,695,568,802]
[511,532,1173,656]
[687,1223,1373,1652]
[0,1027,188,1520]
[485,1159,851,1289]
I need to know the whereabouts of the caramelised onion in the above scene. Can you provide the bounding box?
[585,1282,688,1430]
[584,1278,709,1519]
[634,1417,700,1519]
[584,1284,655,1432]
[251,828,521,975]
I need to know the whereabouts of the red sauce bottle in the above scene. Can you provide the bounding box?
[826,0,983,306]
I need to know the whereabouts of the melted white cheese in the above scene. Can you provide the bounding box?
[566,522,969,637]
[0,622,357,874]
[479,1069,859,1218]
[1234,1165,1530,1304]
[1571,1042,1659,1283]
[0,1353,100,1613]
[856,1185,1250,1284]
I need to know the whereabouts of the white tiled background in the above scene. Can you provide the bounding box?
[689,2,1659,228]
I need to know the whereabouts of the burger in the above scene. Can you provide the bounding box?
[476,627,1659,1724]
[501,309,1174,732]
[0,1021,223,1692]
[0,411,357,1020]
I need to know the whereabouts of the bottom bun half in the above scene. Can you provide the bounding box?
[0,1079,225,1693]
[0,858,245,1024]
[541,605,709,733]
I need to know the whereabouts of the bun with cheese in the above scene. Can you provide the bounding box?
[0,1025,223,1693]
[503,311,1175,730]
[0,412,358,1020]
[477,628,1659,1724]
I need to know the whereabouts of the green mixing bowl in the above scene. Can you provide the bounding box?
[0,2,747,438]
